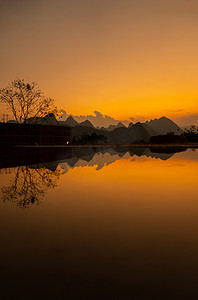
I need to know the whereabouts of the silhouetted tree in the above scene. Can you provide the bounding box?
[0,79,58,123]
[72,133,107,144]
[1,165,63,208]
[184,125,198,142]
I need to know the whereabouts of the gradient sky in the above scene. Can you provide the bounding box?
[0,0,198,126]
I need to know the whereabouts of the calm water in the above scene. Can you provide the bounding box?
[0,147,198,299]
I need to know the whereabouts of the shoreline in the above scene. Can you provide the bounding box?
[6,143,198,148]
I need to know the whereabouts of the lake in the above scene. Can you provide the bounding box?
[0,147,198,299]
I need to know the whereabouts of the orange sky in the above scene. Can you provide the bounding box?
[0,0,198,125]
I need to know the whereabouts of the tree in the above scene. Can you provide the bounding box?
[0,78,58,123]
[184,125,198,142]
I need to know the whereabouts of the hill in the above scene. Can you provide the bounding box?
[107,123,153,144]
[71,121,160,144]
[78,120,95,128]
[26,113,59,126]
[59,116,78,127]
[141,123,160,136]
[106,122,126,131]
[145,117,183,135]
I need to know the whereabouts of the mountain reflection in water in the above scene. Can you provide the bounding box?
[0,146,187,208]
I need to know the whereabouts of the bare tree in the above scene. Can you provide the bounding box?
[0,78,58,123]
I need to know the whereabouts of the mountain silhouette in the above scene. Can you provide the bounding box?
[26,113,59,125]
[71,121,160,144]
[106,122,157,144]
[145,117,183,134]
[72,125,100,141]
[78,120,95,128]
[17,113,187,145]
[106,122,126,131]
[140,123,160,136]
[59,116,78,127]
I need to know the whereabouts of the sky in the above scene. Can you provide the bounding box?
[0,0,198,126]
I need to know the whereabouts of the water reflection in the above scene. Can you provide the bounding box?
[1,164,62,208]
[0,147,198,299]
[60,146,176,173]
[0,146,186,170]
[0,146,190,208]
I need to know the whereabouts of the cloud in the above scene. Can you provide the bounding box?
[129,115,149,123]
[172,113,198,127]
[94,111,103,118]
[165,109,185,113]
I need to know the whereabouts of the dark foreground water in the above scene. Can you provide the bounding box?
[0,147,198,299]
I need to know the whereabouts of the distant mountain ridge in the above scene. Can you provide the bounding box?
[107,122,159,144]
[71,121,160,144]
[69,116,184,144]
[6,114,186,144]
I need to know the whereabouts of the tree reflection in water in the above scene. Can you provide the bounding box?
[1,164,63,208]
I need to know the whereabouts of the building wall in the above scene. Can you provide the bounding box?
[0,123,71,145]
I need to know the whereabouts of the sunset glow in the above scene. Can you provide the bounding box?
[0,0,198,125]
